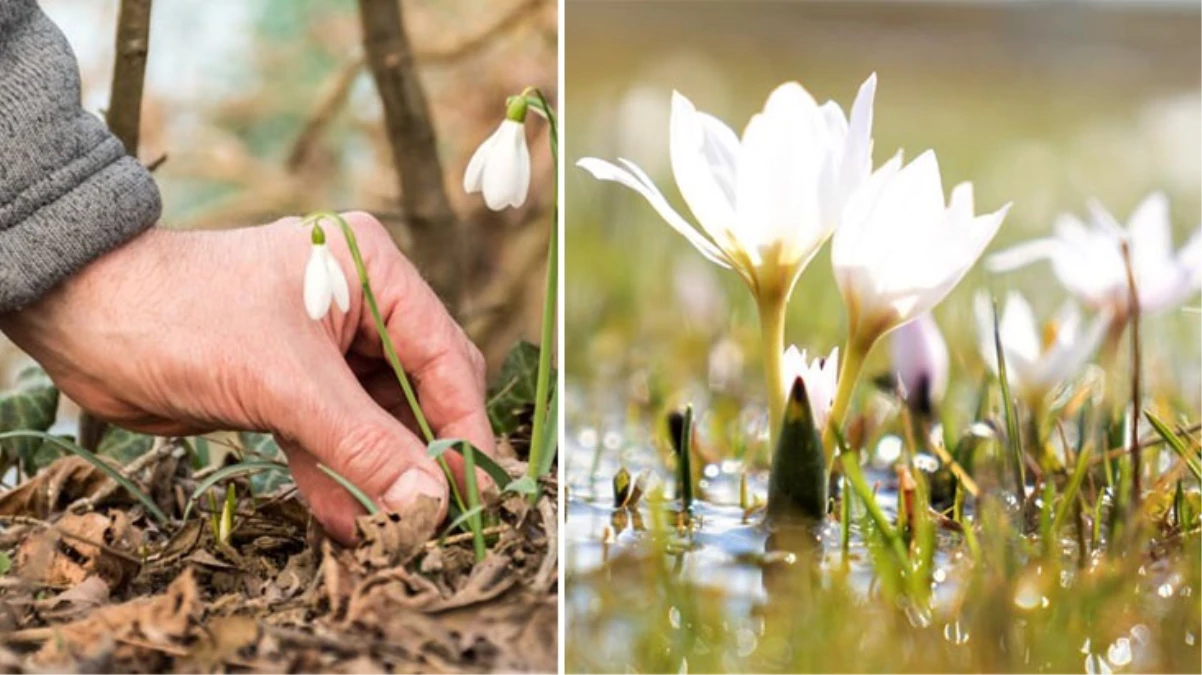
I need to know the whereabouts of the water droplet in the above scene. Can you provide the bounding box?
[1158,583,1174,598]
[913,453,940,473]
[678,656,688,674]
[577,428,598,449]
[903,602,931,628]
[1014,577,1043,611]
[1130,624,1150,646]
[1106,637,1132,667]
[1181,586,1193,598]
[668,606,681,629]
[704,464,720,479]
[943,621,970,645]
[875,435,903,465]
[1186,631,1196,646]
[1081,638,1092,654]
[736,628,757,657]
[603,431,623,451]
[933,568,948,584]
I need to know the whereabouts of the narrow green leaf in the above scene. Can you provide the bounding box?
[182,460,289,521]
[0,430,168,524]
[461,442,487,562]
[318,463,378,515]
[991,296,1027,496]
[535,384,559,479]
[427,439,512,488]
[439,504,485,543]
[503,475,539,496]
[1051,435,1093,539]
[1145,410,1201,481]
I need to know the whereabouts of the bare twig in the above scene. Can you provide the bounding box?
[356,0,463,314]
[286,56,365,171]
[418,0,545,65]
[1120,241,1142,506]
[106,0,154,155]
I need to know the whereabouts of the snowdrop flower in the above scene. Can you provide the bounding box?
[303,225,350,321]
[890,312,949,413]
[464,97,531,210]
[825,150,1008,447]
[781,345,839,435]
[578,74,877,435]
[988,193,1202,319]
[973,291,1110,406]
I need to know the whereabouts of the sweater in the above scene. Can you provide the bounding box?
[0,0,160,312]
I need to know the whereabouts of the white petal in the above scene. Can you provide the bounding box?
[463,125,501,193]
[304,245,333,320]
[999,290,1040,366]
[891,312,948,403]
[735,83,827,258]
[323,247,350,312]
[576,157,731,268]
[986,238,1060,273]
[669,92,738,245]
[1032,308,1111,390]
[1127,192,1172,271]
[482,120,528,210]
[835,72,876,207]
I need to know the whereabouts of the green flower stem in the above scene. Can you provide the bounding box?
[526,88,559,500]
[822,335,871,461]
[756,292,788,451]
[304,211,467,516]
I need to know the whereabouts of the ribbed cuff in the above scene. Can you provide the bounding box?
[0,149,160,312]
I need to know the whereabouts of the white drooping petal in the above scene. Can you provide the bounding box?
[576,157,731,268]
[782,345,839,432]
[304,244,335,320]
[463,125,499,193]
[834,150,1006,341]
[890,312,949,405]
[480,120,530,210]
[323,246,350,312]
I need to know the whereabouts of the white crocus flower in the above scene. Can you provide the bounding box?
[834,150,1009,345]
[464,107,531,210]
[577,74,876,300]
[823,150,1007,452]
[973,291,1110,405]
[890,312,949,411]
[782,345,839,435]
[988,193,1202,319]
[303,226,350,321]
[578,74,877,438]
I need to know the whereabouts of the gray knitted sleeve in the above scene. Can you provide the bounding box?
[0,0,161,312]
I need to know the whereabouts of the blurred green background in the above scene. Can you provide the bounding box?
[565,0,1201,424]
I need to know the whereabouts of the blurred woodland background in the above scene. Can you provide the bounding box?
[1,0,557,394]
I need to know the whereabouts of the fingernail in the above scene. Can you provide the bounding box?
[382,469,446,514]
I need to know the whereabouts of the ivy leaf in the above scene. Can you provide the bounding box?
[97,426,155,465]
[0,366,59,468]
[487,341,552,436]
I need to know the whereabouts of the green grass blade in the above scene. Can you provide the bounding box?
[318,463,378,515]
[536,384,559,479]
[439,504,485,543]
[1051,436,1093,540]
[1145,410,1201,481]
[182,460,289,521]
[991,296,1027,496]
[461,441,487,562]
[0,430,169,524]
[428,439,512,489]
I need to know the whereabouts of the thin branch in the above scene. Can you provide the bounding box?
[418,0,545,66]
[106,0,154,155]
[356,0,463,314]
[286,56,365,171]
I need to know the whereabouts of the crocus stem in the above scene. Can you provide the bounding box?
[526,88,558,502]
[306,211,466,515]
[755,292,788,450]
[822,335,871,461]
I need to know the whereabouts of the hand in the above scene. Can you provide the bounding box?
[0,212,494,543]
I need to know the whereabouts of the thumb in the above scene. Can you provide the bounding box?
[272,354,448,543]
